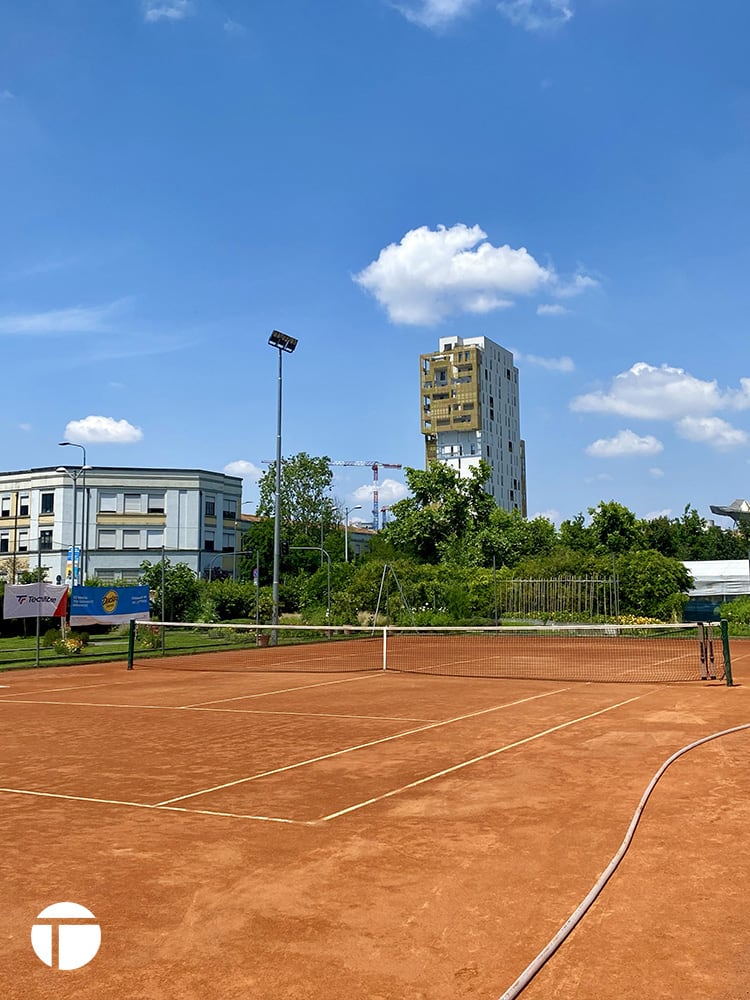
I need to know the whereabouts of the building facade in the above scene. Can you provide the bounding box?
[0,466,245,585]
[420,334,527,513]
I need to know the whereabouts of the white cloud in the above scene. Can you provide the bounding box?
[645,508,672,520]
[1,89,15,101]
[530,508,561,524]
[394,0,480,29]
[649,467,665,478]
[354,224,553,325]
[223,18,246,35]
[514,350,574,372]
[142,1,193,22]
[586,429,664,458]
[498,0,574,32]
[554,272,599,298]
[62,416,143,444]
[537,303,569,316]
[352,478,408,506]
[224,460,263,481]
[676,416,749,451]
[18,423,32,433]
[570,362,749,421]
[0,300,126,335]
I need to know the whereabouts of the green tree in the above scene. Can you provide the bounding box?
[382,461,496,563]
[589,500,641,554]
[616,550,692,620]
[256,452,339,547]
[139,558,202,622]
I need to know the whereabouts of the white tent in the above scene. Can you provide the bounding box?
[683,560,750,597]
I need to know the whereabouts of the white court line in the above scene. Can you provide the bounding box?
[154,687,571,807]
[0,678,131,698]
[318,692,653,821]
[0,698,435,723]
[0,787,300,825]
[180,671,382,708]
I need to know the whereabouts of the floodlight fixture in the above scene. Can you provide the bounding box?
[268,329,298,353]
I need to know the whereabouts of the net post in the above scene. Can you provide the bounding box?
[127,618,136,670]
[382,627,388,671]
[721,619,734,687]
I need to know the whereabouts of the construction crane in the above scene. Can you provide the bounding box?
[331,461,402,530]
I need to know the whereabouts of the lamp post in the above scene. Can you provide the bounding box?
[59,441,90,583]
[709,499,750,594]
[57,443,91,587]
[268,329,298,643]
[344,505,362,563]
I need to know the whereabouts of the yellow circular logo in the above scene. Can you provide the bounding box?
[102,590,118,614]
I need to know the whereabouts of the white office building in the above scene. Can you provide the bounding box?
[0,466,244,585]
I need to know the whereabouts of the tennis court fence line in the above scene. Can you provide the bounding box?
[127,620,734,686]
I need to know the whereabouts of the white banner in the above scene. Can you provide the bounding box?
[3,584,69,620]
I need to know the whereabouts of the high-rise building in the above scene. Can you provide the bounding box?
[420,334,527,513]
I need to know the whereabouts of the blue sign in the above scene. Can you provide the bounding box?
[70,586,150,625]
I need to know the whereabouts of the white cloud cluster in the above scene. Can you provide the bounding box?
[537,303,569,316]
[62,416,143,444]
[355,224,595,325]
[352,479,408,506]
[676,416,749,451]
[585,429,663,459]
[0,301,124,335]
[498,0,574,31]
[514,350,574,373]
[395,0,479,29]
[142,1,193,22]
[574,362,750,455]
[224,460,263,481]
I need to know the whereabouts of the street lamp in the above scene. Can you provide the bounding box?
[344,505,362,562]
[709,499,750,594]
[59,441,90,583]
[268,329,298,642]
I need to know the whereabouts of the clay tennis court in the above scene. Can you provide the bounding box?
[1,635,750,999]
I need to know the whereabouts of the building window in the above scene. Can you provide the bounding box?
[18,530,29,552]
[98,530,117,549]
[204,530,215,552]
[205,498,216,517]
[508,441,513,453]
[223,500,237,519]
[40,492,54,515]
[40,530,53,551]
[124,493,141,514]
[19,494,29,516]
[1,496,10,517]
[0,531,8,553]
[148,494,165,514]
[123,530,141,549]
[99,493,117,513]
[147,529,164,549]
[222,532,234,552]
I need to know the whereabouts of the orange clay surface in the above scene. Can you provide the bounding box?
[1,640,750,1000]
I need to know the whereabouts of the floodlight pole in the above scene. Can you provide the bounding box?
[268,329,298,644]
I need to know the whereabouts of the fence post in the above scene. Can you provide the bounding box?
[127,619,136,670]
[721,619,733,687]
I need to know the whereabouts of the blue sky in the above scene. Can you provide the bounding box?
[3,0,750,530]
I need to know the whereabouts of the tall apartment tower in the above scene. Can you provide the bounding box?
[420,335,527,514]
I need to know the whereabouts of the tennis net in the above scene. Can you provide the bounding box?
[128,620,730,684]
